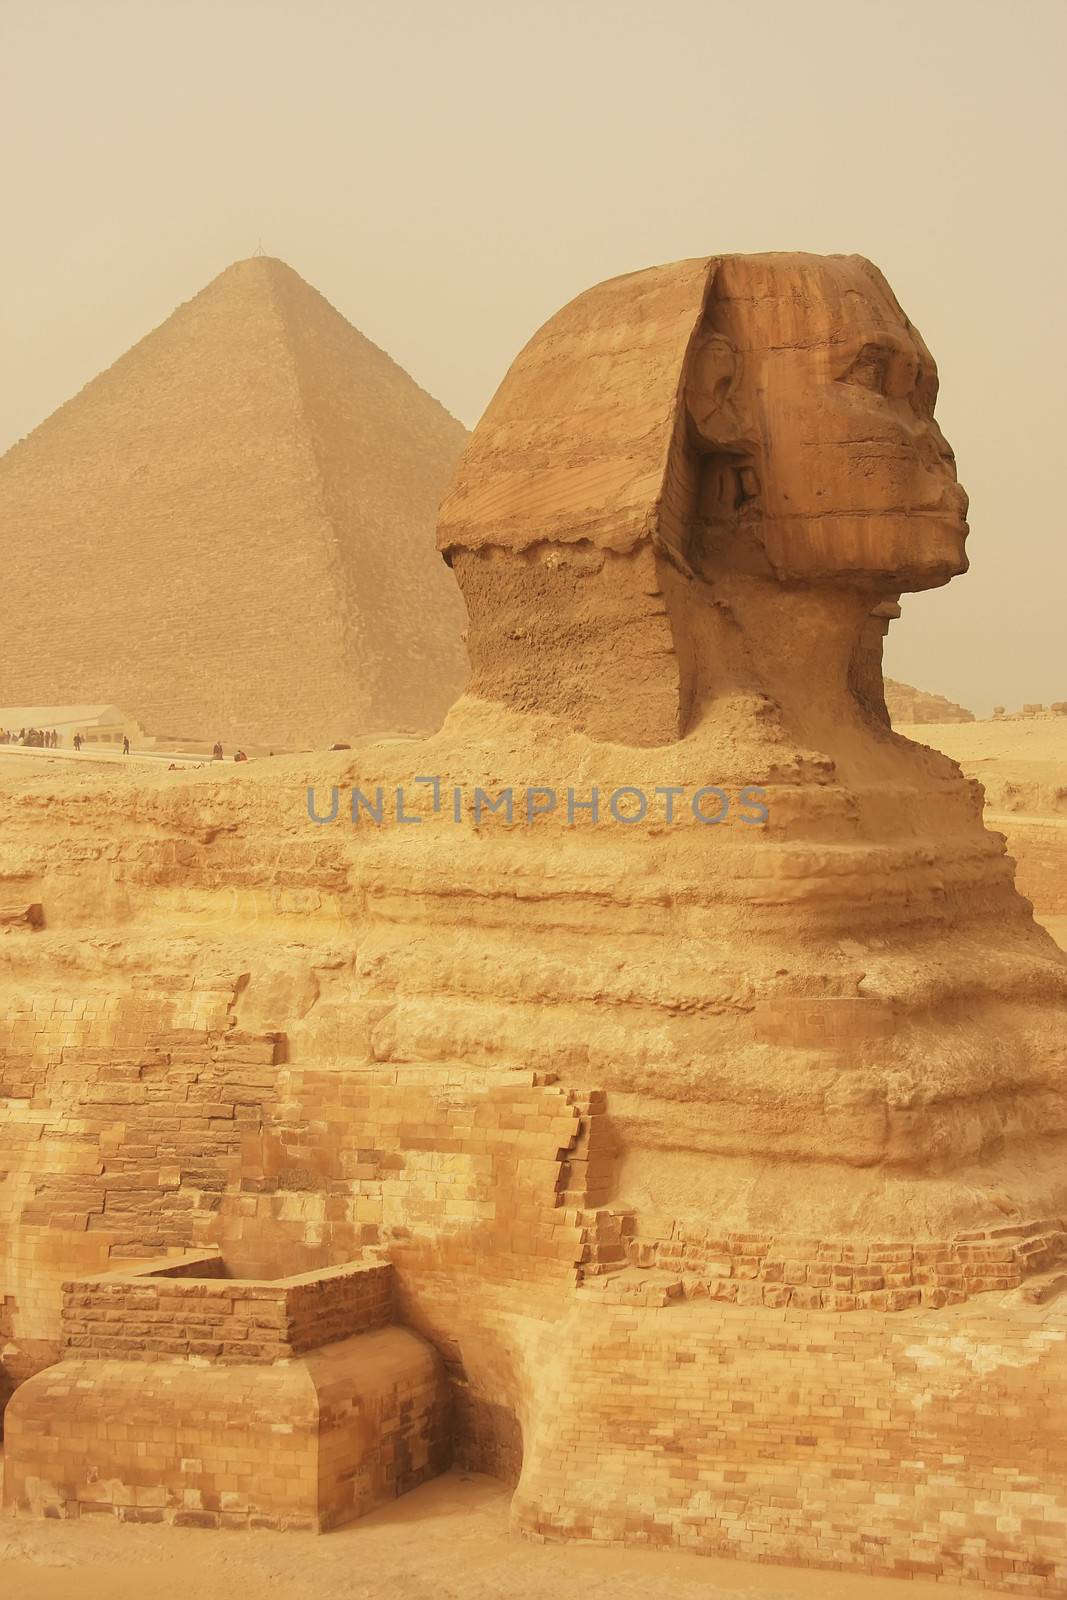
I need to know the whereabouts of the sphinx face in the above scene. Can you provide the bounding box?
[704,254,970,590]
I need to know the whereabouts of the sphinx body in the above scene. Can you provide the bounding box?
[1,254,1066,1582]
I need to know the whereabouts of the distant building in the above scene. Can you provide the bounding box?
[0,705,144,749]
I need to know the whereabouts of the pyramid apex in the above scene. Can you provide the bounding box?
[215,253,303,280]
[192,254,323,313]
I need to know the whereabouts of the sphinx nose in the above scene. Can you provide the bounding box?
[924,436,967,515]
[940,480,969,520]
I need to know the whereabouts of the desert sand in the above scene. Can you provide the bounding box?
[898,717,1067,949]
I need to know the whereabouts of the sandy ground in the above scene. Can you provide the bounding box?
[0,746,204,773]
[895,716,1067,780]
[896,717,1067,817]
[0,1469,989,1600]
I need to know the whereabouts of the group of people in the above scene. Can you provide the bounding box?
[1,727,247,762]
[0,727,132,754]
[0,726,61,747]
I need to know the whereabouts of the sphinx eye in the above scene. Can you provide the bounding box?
[841,343,892,394]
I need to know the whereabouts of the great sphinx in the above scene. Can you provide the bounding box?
[1,253,1065,1585]
[429,250,1066,1240]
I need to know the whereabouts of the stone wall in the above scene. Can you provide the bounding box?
[3,1008,1067,1581]
[515,1296,1067,1593]
[0,1026,607,1390]
[3,1019,1065,1395]
[0,1026,281,1385]
[4,1327,449,1530]
[60,1254,394,1363]
[592,1213,1067,1310]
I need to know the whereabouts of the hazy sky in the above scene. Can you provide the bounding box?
[3,0,1064,715]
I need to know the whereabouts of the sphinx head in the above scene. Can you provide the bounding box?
[687,254,969,591]
[439,252,970,743]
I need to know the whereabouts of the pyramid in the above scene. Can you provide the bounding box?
[883,678,974,724]
[0,258,469,747]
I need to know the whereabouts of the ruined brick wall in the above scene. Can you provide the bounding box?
[9,1009,1067,1584]
[0,1028,282,1383]
[311,1330,452,1531]
[515,1298,1067,1593]
[60,1256,394,1363]
[225,1063,599,1283]
[0,1026,609,1417]
[0,1008,623,1492]
[13,1031,280,1250]
[604,1214,1067,1309]
[4,1326,449,1530]
[5,1358,323,1528]
[286,1262,394,1353]
[5,1015,1067,1586]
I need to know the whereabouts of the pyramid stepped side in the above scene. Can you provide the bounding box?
[884,678,975,725]
[268,262,469,731]
[0,258,468,747]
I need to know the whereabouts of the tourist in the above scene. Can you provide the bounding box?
[212,740,223,761]
[73,733,82,752]
[122,736,130,755]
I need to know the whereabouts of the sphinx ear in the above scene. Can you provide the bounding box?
[685,327,748,450]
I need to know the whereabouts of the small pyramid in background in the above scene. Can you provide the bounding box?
[884,679,975,725]
[0,258,469,747]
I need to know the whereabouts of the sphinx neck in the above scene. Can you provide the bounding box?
[675,569,883,747]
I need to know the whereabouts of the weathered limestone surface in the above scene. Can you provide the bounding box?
[0,257,469,747]
[2,252,1066,1589]
[898,714,1067,953]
